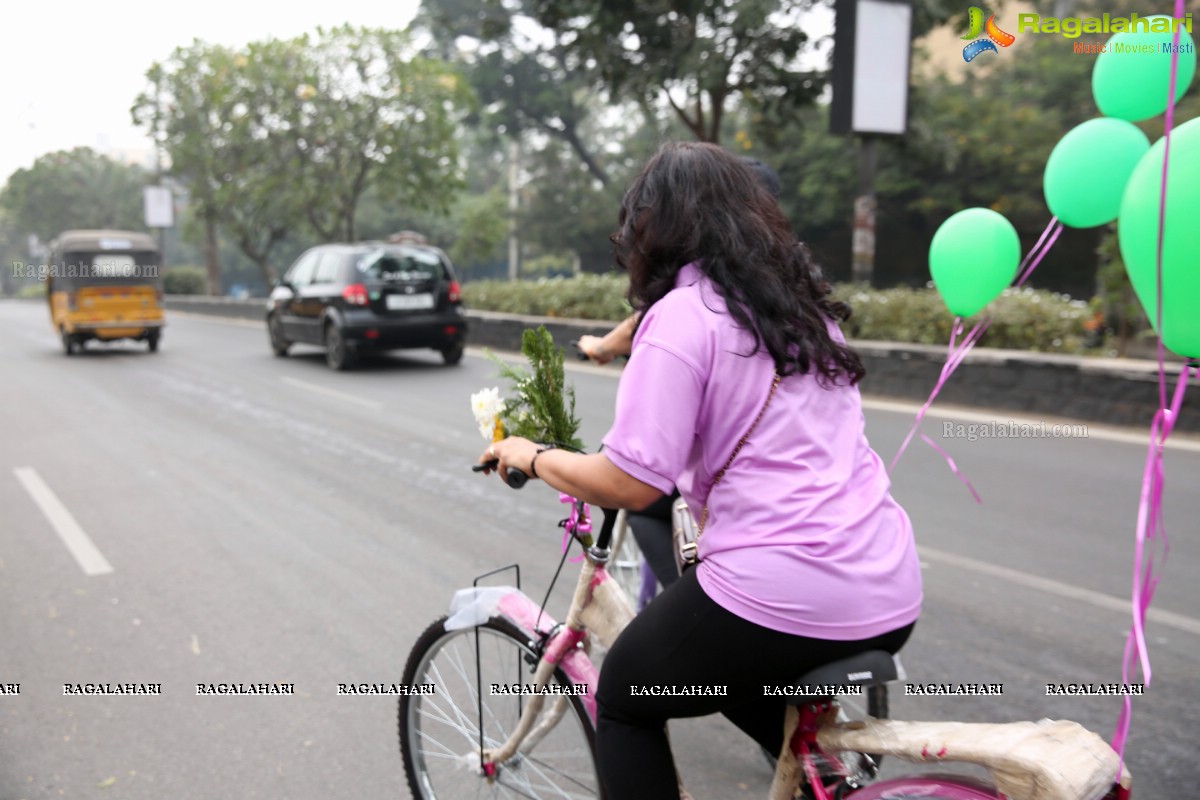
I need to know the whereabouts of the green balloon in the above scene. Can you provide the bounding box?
[1044,118,1150,228]
[1118,115,1200,358]
[930,208,1021,318]
[1093,15,1197,122]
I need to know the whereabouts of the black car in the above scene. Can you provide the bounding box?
[266,242,467,369]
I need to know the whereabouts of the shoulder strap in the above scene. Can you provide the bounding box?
[697,372,782,535]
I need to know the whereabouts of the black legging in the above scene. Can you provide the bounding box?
[594,567,914,799]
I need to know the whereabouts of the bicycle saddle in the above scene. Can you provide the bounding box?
[784,650,900,702]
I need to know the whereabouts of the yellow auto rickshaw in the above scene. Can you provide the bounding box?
[47,229,165,355]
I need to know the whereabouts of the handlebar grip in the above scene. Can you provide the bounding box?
[570,340,590,361]
[472,460,529,488]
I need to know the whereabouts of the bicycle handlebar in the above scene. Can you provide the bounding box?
[472,460,529,489]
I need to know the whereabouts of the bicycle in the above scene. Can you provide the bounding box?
[398,473,1132,800]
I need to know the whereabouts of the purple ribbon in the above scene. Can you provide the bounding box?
[559,492,590,563]
[1112,0,1190,759]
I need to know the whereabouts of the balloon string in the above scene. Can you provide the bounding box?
[889,216,1061,480]
[1112,0,1186,762]
[919,433,982,503]
[1014,218,1063,289]
[1112,363,1192,758]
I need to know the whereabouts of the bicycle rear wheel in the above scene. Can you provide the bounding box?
[845,774,1000,799]
[787,685,889,796]
[399,616,603,799]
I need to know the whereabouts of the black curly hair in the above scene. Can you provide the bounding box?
[611,141,864,386]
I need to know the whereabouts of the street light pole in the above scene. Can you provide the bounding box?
[852,135,878,285]
[829,0,912,287]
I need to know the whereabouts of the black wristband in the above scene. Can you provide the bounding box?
[530,445,556,479]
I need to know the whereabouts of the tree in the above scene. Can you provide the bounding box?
[284,25,475,242]
[528,0,826,143]
[134,42,237,293]
[0,148,148,243]
[415,0,615,185]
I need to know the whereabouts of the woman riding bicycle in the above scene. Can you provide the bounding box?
[577,156,786,594]
[481,141,922,799]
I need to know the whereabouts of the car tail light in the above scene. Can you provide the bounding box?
[444,325,459,336]
[342,283,369,306]
[448,280,462,303]
[365,329,379,340]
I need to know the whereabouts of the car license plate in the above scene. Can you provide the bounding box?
[386,293,434,311]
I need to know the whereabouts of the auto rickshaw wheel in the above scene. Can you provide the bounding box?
[147,332,160,353]
[61,328,78,356]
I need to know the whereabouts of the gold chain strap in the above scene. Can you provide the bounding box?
[696,373,782,535]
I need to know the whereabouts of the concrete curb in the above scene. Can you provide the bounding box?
[162,296,1197,433]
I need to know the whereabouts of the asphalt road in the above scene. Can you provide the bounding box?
[2,299,1198,800]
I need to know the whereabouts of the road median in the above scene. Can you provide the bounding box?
[162,295,1197,433]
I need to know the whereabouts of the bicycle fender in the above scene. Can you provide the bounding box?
[443,586,599,723]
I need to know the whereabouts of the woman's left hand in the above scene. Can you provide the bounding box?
[479,436,541,482]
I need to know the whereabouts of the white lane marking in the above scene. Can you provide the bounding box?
[13,467,113,577]
[921,545,1200,637]
[861,397,1200,453]
[280,376,382,410]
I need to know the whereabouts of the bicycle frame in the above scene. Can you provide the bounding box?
[443,495,1132,800]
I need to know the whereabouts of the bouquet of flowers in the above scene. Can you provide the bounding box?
[470,326,584,450]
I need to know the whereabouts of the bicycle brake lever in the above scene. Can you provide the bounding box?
[472,459,529,489]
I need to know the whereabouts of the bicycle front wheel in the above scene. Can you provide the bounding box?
[399,616,603,799]
[608,510,648,609]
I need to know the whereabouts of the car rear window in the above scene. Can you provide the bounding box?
[356,248,445,282]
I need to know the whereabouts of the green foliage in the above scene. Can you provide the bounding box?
[529,0,828,143]
[464,274,1093,353]
[449,188,509,266]
[489,326,584,449]
[463,273,631,320]
[16,283,46,299]
[834,285,1093,353]
[133,27,475,287]
[0,148,149,242]
[163,266,208,295]
[414,0,612,185]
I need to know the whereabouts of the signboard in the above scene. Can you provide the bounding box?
[143,186,174,228]
[830,0,914,136]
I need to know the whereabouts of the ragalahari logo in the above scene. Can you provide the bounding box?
[962,7,1017,62]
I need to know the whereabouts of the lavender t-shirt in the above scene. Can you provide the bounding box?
[602,263,922,640]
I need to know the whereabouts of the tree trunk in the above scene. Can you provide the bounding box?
[204,209,222,296]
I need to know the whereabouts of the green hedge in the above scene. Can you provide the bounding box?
[462,273,632,321]
[463,274,1094,354]
[833,285,1093,353]
[163,266,207,295]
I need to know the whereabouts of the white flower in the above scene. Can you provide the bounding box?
[470,387,506,440]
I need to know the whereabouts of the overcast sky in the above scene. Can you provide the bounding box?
[1,0,422,184]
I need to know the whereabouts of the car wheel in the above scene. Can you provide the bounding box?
[324,322,355,371]
[440,342,464,366]
[61,328,78,356]
[268,313,290,357]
